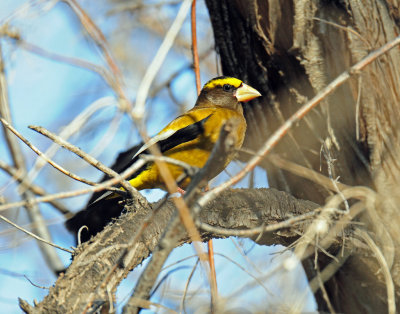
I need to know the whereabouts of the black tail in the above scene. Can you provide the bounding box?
[65,143,144,244]
[65,197,125,244]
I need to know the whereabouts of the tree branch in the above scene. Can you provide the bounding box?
[21,188,319,313]
[0,44,65,274]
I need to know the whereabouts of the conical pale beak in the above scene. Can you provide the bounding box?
[235,83,261,102]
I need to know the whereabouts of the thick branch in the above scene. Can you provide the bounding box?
[21,188,318,313]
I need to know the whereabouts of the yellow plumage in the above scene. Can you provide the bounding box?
[127,76,260,191]
[129,105,247,190]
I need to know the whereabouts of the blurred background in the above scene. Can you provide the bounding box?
[0,1,315,312]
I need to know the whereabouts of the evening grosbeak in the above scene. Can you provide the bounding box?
[66,76,261,242]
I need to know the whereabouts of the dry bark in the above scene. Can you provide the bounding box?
[205,0,400,312]
[20,188,320,313]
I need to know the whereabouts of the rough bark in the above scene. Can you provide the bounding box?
[20,188,321,313]
[205,0,400,312]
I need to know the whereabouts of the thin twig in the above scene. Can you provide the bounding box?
[265,152,350,191]
[140,155,198,177]
[315,262,336,314]
[309,249,351,293]
[132,0,193,119]
[356,229,396,314]
[29,125,136,197]
[162,255,198,271]
[149,48,213,99]
[295,187,375,264]
[64,0,126,101]
[88,111,123,158]
[215,253,274,297]
[191,0,201,94]
[1,28,114,88]
[0,158,146,212]
[321,141,350,212]
[0,214,73,253]
[0,160,71,216]
[313,17,371,49]
[355,76,362,141]
[191,0,217,305]
[25,96,117,192]
[180,258,199,314]
[0,0,53,25]
[23,275,49,290]
[0,44,65,273]
[0,117,98,187]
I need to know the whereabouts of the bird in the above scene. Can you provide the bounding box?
[66,76,261,242]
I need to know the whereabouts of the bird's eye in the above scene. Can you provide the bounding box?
[222,84,233,92]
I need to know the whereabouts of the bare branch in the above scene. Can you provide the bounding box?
[0,215,73,254]
[23,188,320,313]
[26,96,117,189]
[0,160,71,216]
[356,229,396,314]
[132,0,193,120]
[0,158,147,212]
[0,25,114,87]
[0,44,65,274]
[29,125,137,198]
[63,0,126,100]
[0,117,98,187]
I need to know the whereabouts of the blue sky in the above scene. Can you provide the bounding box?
[0,1,316,312]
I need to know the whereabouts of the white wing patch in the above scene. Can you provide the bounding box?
[133,129,177,158]
[91,190,114,205]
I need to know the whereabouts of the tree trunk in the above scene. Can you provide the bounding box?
[205,0,400,312]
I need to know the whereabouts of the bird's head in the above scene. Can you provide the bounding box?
[195,76,261,111]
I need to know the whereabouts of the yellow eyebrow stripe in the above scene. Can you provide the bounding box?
[203,77,243,89]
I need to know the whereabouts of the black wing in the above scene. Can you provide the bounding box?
[157,115,211,152]
[89,114,212,202]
